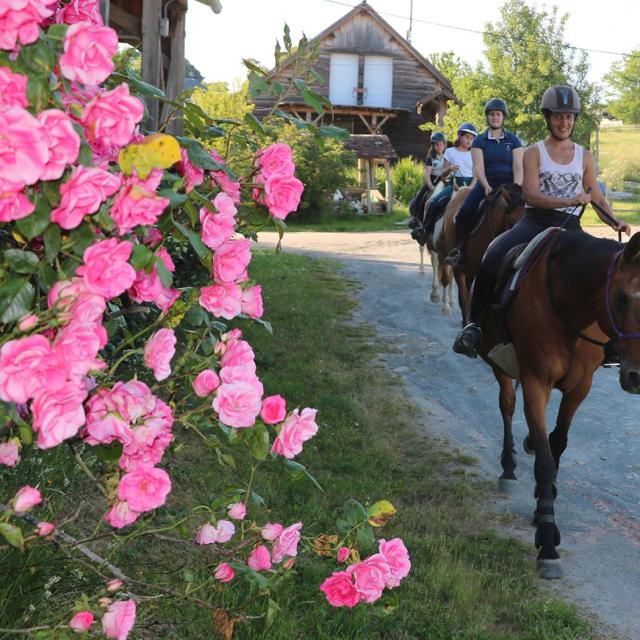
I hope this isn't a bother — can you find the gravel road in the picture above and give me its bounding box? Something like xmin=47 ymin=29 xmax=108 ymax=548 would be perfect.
xmin=258 ymin=226 xmax=640 ymax=639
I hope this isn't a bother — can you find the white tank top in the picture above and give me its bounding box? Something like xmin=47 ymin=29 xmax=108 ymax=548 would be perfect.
xmin=527 ymin=141 xmax=584 ymax=215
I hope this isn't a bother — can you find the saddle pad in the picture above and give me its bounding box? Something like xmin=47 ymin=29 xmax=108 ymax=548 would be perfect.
xmin=513 ymin=226 xmax=564 ymax=270
xmin=433 ymin=216 xmax=444 ymax=247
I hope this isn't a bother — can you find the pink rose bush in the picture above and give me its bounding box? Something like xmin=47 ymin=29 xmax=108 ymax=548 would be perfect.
xmin=0 ymin=440 xmax=20 ymax=466
xmin=12 ymin=485 xmax=42 ymax=512
xmin=55 ymin=0 xmax=103 ymax=25
xmin=271 ymin=408 xmax=319 ymax=459
xmin=0 ymin=66 xmax=28 ymax=109
xmin=192 ymin=369 xmax=220 ymax=397
xmin=143 ymin=329 xmax=176 ymax=381
xmin=59 ymin=22 xmax=117 ymax=85
xmin=214 ymin=562 xmax=235 ymax=583
xmin=76 ymin=238 xmax=136 ymax=299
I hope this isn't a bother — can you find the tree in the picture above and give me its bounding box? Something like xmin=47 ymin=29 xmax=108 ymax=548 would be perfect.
xmin=605 ymin=48 xmax=640 ymax=124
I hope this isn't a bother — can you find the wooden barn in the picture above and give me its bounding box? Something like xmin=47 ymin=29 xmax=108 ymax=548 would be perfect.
xmin=102 ymin=0 xmax=220 ymax=129
xmin=253 ymin=1 xmax=459 ymax=162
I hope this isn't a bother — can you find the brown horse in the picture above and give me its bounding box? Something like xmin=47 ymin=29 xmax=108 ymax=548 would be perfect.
xmin=432 ymin=184 xmax=525 ymax=323
xmin=479 ymin=230 xmax=640 ymax=578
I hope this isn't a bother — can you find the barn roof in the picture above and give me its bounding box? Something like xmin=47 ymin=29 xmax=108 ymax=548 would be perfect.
xmin=344 ymin=134 xmax=397 ymax=159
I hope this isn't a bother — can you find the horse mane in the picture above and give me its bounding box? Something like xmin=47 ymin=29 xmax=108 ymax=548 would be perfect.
xmin=549 ymin=231 xmax=622 ymax=285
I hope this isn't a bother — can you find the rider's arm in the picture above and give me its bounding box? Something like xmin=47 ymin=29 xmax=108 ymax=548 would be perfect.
xmin=472 ymin=148 xmax=491 ymax=194
xmin=523 ymin=145 xmax=591 ymax=210
xmin=511 ymin=147 xmax=524 ymax=185
xmin=583 ymin=151 xmax=631 ymax=235
xmin=424 ymin=163 xmax=435 ymax=190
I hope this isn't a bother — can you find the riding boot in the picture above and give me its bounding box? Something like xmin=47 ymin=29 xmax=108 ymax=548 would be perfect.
xmin=601 ymin=341 xmax=620 ymax=368
xmin=452 ymin=269 xmax=496 ymax=358
xmin=445 ymin=221 xmax=467 ymax=267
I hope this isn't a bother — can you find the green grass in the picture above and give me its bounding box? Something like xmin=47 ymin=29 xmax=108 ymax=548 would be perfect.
xmin=591 ymin=125 xmax=640 ymax=172
xmin=287 ymin=206 xmax=409 ymax=232
xmin=581 ymin=199 xmax=640 ymax=226
xmin=0 ymin=251 xmax=603 ymax=639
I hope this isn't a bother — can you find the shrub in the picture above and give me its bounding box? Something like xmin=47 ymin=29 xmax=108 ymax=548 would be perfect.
xmin=391 ymin=157 xmax=424 ymax=204
xmin=601 ymin=157 xmax=640 ymax=191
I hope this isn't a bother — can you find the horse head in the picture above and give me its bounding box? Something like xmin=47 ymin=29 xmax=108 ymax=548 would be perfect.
xmin=607 ymin=232 xmax=640 ymax=393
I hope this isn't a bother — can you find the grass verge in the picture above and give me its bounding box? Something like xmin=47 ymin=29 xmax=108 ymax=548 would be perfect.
xmin=286 ymin=206 xmax=409 ymax=232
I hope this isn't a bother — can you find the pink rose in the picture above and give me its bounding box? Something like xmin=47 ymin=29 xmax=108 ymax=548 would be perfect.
xmin=0 ymin=66 xmax=28 ymax=109
xmin=212 ymin=192 xmax=237 ymax=218
xmin=378 ymin=538 xmax=411 ymax=587
xmin=227 ymin=502 xmax=246 ymax=520
xmin=101 ymin=600 xmax=136 ymax=640
xmin=32 ymin=382 xmax=88 ymax=449
xmin=271 ymin=521 xmax=302 ymax=563
xmin=0 ymin=187 xmax=35 ymax=223
xmin=107 ymin=579 xmax=123 ymax=592
xmin=37 ymin=521 xmax=55 ymax=536
xmin=0 ymin=1 xmax=54 ymax=50
xmin=337 ymin=546 xmax=350 ymax=563
xmin=218 ymin=336 xmax=255 ymax=368
xmin=76 ymin=239 xmax=136 ymax=299
xmin=196 ymin=520 xmax=235 ymax=544
xmin=200 ymin=208 xmax=235 ymax=251
xmin=110 ymin=169 xmax=169 ymax=235
xmin=176 ymin=147 xmax=204 ymax=192
xmin=260 ymin=395 xmax=286 ymax=425
xmin=346 ymin=554 xmax=391 ymax=603
xmin=117 ymin=467 xmax=171 ymax=512
xmin=60 ymin=22 xmax=117 ymax=85
xmin=256 ymin=143 xmax=295 ymax=179
xmin=55 ymin=0 xmax=103 ymax=26
xmin=53 ymin=321 xmax=106 ymax=381
xmin=0 ymin=441 xmax=20 ymax=467
xmin=0 ymin=335 xmax=66 ymax=404
xmin=128 ymin=248 xmax=180 ymax=315
xmin=270 ymin=408 xmax=319 ymax=459
xmin=51 ymin=166 xmax=120 ymax=229
xmin=81 ymin=84 xmax=144 ymax=157
xmin=69 ymin=611 xmax=94 ymax=632
xmin=12 ymin=485 xmax=42 ymax=512
xmin=143 ymin=328 xmax=176 ymax=381
xmin=219 ymin=363 xmax=257 ymax=385
xmin=212 ymin=379 xmax=263 ymax=428
xmin=0 ymin=107 xmax=49 ymax=185
xmin=214 ymin=562 xmax=235 ymax=583
xmin=192 ymin=369 xmax=220 ymax=397
xmin=105 ymin=501 xmax=140 ymax=529
xmin=37 ymin=109 xmax=81 ymax=181
xmin=212 ymin=239 xmax=252 ymax=283
xmin=248 ymin=544 xmax=272 ymax=571
xmin=199 ymin=282 xmax=242 ymax=320
xmin=320 ymin=571 xmax=360 ymax=608
xmin=17 ymin=314 xmax=37 ymax=331
xmin=263 ymin=175 xmax=304 ymax=220
xmin=240 ymin=285 xmax=263 ymax=319
xmin=48 ymin=278 xmax=106 ymax=325
xmin=261 ymin=522 xmax=283 ymax=541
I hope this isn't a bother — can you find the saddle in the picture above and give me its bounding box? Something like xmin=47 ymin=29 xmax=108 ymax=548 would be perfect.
xmin=486 ymin=227 xmax=565 ymax=378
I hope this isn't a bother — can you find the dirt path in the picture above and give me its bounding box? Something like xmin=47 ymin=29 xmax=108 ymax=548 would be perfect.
xmin=257 ymin=227 xmax=640 ymax=640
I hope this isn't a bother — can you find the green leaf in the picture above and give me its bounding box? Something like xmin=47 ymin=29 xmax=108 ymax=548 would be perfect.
xmin=95 ymin=442 xmax=124 ymax=464
xmin=155 ymin=254 xmax=174 ymax=287
xmin=344 ymin=498 xmax=367 ymax=525
xmin=0 ymin=523 xmax=25 ymax=552
xmin=68 ymin=223 xmax=94 ymax=257
xmin=20 ymin=39 xmax=58 ymax=75
xmin=265 ymin=598 xmax=280 ymax=629
xmin=356 ymin=523 xmax=376 ymax=551
xmin=18 ymin=421 xmax=33 ymax=446
xmin=248 ymin=74 xmax=271 ymax=99
xmin=123 ymin=70 xmax=166 ymax=98
xmin=172 ymin=218 xmax=210 ymax=265
xmin=130 ymin=244 xmax=154 ymax=271
xmin=37 ymin=262 xmax=57 ymax=292
xmin=0 ymin=278 xmax=34 ymax=324
xmin=318 ymin=125 xmax=350 ymax=140
xmin=158 ymin=189 xmax=189 ymax=210
xmin=247 ymin=423 xmax=270 ymax=461
xmin=251 ymin=491 xmax=266 ymax=507
xmin=283 ymin=24 xmax=292 ymax=52
xmin=77 ymin=142 xmax=93 ymax=167
xmin=282 ymin=458 xmax=305 ymax=479
xmin=243 ymin=59 xmax=267 ymax=75
xmin=43 ymin=225 xmax=61 ymax=264
xmin=243 ymin=112 xmax=265 ymax=135
xmin=3 ymin=249 xmax=39 ymax=274
xmin=46 ymin=24 xmax=68 ymax=40
xmin=15 ymin=197 xmax=51 ymax=240
xmin=301 ymin=87 xmax=325 ymax=116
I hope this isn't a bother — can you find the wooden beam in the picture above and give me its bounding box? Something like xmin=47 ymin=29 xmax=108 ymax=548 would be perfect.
xmin=163 ymin=5 xmax=185 ymax=134
xmin=385 ymin=160 xmax=393 ymax=213
xmin=142 ymin=0 xmax=162 ymax=128
xmin=100 ymin=0 xmax=110 ymax=24
xmin=375 ymin=115 xmax=391 ymax=132
xmin=109 ymin=4 xmax=140 ymax=36
xmin=358 ymin=113 xmax=375 ymax=134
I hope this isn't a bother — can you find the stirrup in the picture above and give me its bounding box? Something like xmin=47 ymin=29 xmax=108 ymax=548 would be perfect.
xmin=445 ymin=248 xmax=462 ymax=267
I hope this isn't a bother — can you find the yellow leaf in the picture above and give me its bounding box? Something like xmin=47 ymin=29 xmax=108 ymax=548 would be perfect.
xmin=118 ymin=133 xmax=181 ymax=179
xmin=366 ymin=500 xmax=397 ymax=527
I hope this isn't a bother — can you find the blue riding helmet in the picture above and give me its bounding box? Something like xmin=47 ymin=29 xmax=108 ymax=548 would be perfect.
xmin=484 ymin=98 xmax=508 ymax=116
xmin=457 ymin=122 xmax=478 ymax=137
xmin=430 ymin=131 xmax=446 ymax=144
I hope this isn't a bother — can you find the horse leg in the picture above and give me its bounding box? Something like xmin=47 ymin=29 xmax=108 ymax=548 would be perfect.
xmin=496 ymin=369 xmax=517 ymax=483
xmin=419 ymin=244 xmax=425 ymax=274
xmin=454 ymin=270 xmax=469 ymax=325
xmin=440 ymin=263 xmax=453 ymax=316
xmin=522 ymin=379 xmax=562 ymax=578
xmin=429 ymin=249 xmax=441 ymax=303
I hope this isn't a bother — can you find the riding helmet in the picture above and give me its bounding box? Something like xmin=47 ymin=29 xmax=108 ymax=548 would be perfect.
xmin=484 ymin=98 xmax=508 ymax=115
xmin=541 ymin=85 xmax=581 ymax=114
xmin=457 ymin=122 xmax=478 ymax=137
xmin=430 ymin=131 xmax=446 ymax=144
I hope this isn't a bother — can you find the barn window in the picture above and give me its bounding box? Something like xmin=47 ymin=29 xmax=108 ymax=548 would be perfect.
xmin=329 ymin=53 xmax=359 ymax=106
xmin=363 ymin=56 xmax=393 ymax=108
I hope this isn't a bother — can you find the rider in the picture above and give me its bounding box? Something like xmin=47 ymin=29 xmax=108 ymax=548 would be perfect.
xmin=446 ymin=98 xmax=524 ymax=266
xmin=452 ymin=84 xmax=631 ymax=358
xmin=422 ymin=122 xmax=477 ymax=236
xmin=410 ymin=132 xmax=447 ymax=221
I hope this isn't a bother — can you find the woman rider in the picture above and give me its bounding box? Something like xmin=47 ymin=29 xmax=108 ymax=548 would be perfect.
xmin=422 ymin=122 xmax=478 ymax=236
xmin=453 ymin=85 xmax=631 ymax=358
xmin=446 ymin=98 xmax=524 ymax=266
xmin=411 ymin=131 xmax=448 ymax=221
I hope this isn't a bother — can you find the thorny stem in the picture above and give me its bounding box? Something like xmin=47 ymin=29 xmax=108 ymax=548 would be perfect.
xmin=67 ymin=442 xmax=108 ymax=498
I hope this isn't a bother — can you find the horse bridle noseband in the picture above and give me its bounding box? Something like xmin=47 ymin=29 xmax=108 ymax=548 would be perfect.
xmin=547 ymin=247 xmax=640 ymax=348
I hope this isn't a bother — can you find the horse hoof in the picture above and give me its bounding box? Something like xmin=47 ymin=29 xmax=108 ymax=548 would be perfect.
xmin=442 ymin=307 xmax=452 ymax=317
xmin=497 ymin=477 xmax=517 ymax=494
xmin=523 ymin=436 xmax=535 ymax=456
xmin=430 ymin=293 xmax=441 ymax=303
xmin=537 ymin=558 xmax=563 ymax=579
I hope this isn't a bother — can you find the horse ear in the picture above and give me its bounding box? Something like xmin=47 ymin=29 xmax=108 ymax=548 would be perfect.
xmin=623 ymin=232 xmax=640 ymax=263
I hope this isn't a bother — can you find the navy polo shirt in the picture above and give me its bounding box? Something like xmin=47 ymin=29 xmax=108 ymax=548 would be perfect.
xmin=472 ymin=129 xmax=522 ymax=180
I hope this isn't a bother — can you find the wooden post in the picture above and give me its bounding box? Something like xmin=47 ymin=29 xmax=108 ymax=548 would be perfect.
xmin=163 ymin=4 xmax=186 ymax=135
xmin=366 ymin=160 xmax=372 ymax=214
xmin=142 ymin=0 xmax=162 ymax=129
xmin=100 ymin=0 xmax=110 ymax=24
xmin=385 ymin=160 xmax=393 ymax=213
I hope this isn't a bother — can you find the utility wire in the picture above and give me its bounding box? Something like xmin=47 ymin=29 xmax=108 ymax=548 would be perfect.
xmin=322 ymin=0 xmax=640 ymax=60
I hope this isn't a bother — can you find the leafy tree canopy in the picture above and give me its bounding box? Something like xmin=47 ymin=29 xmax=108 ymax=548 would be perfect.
xmin=604 ymin=47 xmax=640 ymax=124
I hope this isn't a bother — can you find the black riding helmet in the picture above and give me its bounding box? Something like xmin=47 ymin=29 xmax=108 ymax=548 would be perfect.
xmin=484 ymin=98 xmax=508 ymax=116
xmin=430 ymin=131 xmax=446 ymax=144
xmin=541 ymin=85 xmax=581 ymax=137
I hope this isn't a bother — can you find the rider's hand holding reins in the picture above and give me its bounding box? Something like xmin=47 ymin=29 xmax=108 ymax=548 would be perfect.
xmin=572 ymin=191 xmax=592 ymax=206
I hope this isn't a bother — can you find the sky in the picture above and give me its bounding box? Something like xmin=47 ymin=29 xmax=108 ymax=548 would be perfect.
xmin=185 ymin=0 xmax=637 ymax=90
